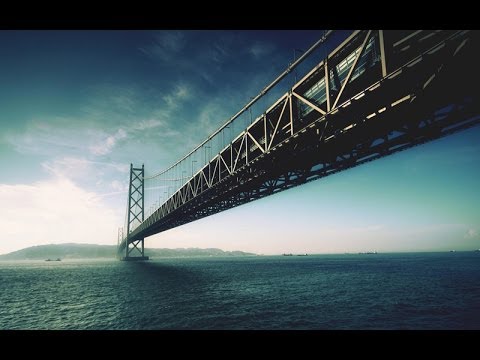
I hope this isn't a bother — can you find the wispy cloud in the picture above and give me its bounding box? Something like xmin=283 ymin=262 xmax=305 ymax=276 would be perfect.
xmin=162 ymin=83 xmax=191 ymax=109
xmin=139 ymin=31 xmax=254 ymax=88
xmin=198 ymin=101 xmax=226 ymax=134
xmin=465 ymin=228 xmax=478 ymax=239
xmin=249 ymin=42 xmax=275 ymax=60
xmin=139 ymin=31 xmax=186 ymax=62
xmin=3 ymin=120 xmax=87 ymax=156
xmin=132 ymin=119 xmax=164 ymax=131
xmin=42 ymin=156 xmax=95 ymax=179
xmin=110 ymin=179 xmax=128 ymax=192
xmin=5 ymin=80 xmax=190 ymax=161
xmin=42 ymin=157 xmax=129 ymax=179
xmin=209 ymin=40 xmax=231 ymax=64
xmin=89 ymin=128 xmax=127 ymax=156
xmin=82 ymin=85 xmax=140 ymax=119
xmin=4 ymin=120 xmax=131 ymax=161
xmin=40 ymin=156 xmax=131 ymax=200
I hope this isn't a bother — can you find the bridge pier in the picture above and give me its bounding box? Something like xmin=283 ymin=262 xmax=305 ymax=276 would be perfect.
xmin=121 ymin=237 xmax=149 ymax=261
xmin=119 ymin=163 xmax=149 ymax=261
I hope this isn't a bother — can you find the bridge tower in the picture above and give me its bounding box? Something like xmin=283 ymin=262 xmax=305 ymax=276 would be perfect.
xmin=122 ymin=163 xmax=149 ymax=261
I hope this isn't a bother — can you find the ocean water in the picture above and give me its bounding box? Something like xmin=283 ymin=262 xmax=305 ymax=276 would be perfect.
xmin=0 ymin=252 xmax=479 ymax=330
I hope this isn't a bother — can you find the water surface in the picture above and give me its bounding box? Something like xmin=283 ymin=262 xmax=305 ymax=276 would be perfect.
xmin=0 ymin=252 xmax=479 ymax=329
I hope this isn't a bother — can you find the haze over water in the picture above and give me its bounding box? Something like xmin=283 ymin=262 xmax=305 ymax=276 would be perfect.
xmin=1 ymin=252 xmax=479 ymax=329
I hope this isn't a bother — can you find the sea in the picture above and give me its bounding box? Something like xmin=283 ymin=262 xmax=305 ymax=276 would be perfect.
xmin=0 ymin=252 xmax=479 ymax=330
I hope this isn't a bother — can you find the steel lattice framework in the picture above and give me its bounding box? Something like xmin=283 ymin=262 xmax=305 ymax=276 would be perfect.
xmin=118 ymin=30 xmax=480 ymax=256
xmin=120 ymin=164 xmax=148 ymax=260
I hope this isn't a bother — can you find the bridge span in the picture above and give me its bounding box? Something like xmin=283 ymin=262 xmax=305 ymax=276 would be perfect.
xmin=118 ymin=30 xmax=479 ymax=260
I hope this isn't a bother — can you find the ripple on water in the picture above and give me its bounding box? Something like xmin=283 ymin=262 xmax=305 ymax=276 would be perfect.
xmin=0 ymin=253 xmax=479 ymax=329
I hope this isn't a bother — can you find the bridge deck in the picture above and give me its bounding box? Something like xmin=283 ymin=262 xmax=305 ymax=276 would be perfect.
xmin=119 ymin=30 xmax=479 ymax=253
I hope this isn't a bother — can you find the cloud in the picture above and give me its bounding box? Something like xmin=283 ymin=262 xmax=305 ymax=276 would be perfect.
xmin=196 ymin=100 xmax=232 ymax=138
xmin=142 ymin=31 xmax=233 ymax=66
xmin=89 ymin=128 xmax=127 ymax=156
xmin=42 ymin=157 xmax=129 ymax=180
xmin=0 ymin=177 xmax=122 ymax=255
xmin=4 ymin=118 xmax=128 ymax=159
xmin=79 ymin=85 xmax=145 ymax=124
xmin=6 ymin=113 xmax=173 ymax=161
xmin=110 ymin=180 xmax=127 ymax=192
xmin=3 ymin=79 xmax=189 ymax=199
xmin=132 ymin=119 xmax=164 ymax=131
xmin=42 ymin=156 xmax=93 ymax=179
xmin=139 ymin=31 xmax=186 ymax=62
xmin=162 ymin=83 xmax=191 ymax=109
xmin=249 ymin=42 xmax=275 ymax=60
xmin=41 ymin=157 xmax=130 ymax=200
xmin=4 ymin=120 xmax=90 ymax=156
xmin=465 ymin=228 xmax=478 ymax=239
xmin=209 ymin=41 xmax=230 ymax=64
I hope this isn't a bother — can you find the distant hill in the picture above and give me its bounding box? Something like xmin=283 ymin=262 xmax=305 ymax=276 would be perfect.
xmin=0 ymin=243 xmax=255 ymax=260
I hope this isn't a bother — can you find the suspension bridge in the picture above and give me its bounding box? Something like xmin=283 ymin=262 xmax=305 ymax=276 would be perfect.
xmin=117 ymin=30 xmax=479 ymax=260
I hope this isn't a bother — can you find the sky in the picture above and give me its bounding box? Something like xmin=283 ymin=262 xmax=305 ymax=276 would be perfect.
xmin=0 ymin=30 xmax=479 ymax=255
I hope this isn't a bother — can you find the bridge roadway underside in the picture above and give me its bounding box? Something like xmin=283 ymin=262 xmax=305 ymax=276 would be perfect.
xmin=130 ymin=31 xmax=480 ymax=243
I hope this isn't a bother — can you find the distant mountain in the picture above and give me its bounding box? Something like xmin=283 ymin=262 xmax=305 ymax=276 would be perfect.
xmin=0 ymin=243 xmax=255 ymax=260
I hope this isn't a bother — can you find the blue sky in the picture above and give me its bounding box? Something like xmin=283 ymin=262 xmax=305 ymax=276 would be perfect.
xmin=0 ymin=30 xmax=479 ymax=255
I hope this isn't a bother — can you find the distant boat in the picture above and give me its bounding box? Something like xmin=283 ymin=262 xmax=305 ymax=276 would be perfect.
xmin=475 ymin=249 xmax=480 ymax=252
xmin=283 ymin=253 xmax=293 ymax=256
xmin=45 ymin=258 xmax=61 ymax=261
xmin=297 ymin=254 xmax=308 ymax=256
xmin=449 ymin=250 xmax=456 ymax=253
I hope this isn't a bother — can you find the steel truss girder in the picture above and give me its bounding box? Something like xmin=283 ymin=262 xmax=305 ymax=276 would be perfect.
xmin=125 ymin=30 xmax=479 ymax=244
